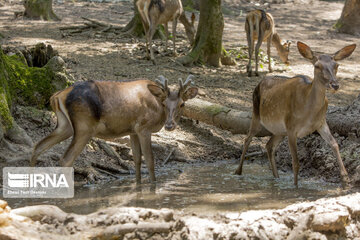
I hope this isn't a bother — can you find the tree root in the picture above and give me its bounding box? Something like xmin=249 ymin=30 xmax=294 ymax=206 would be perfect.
xmin=95 ymin=139 xmax=134 ymax=172
xmin=90 ymin=161 xmax=129 ymax=175
xmin=60 ymin=17 xmax=123 ymax=37
xmin=163 ymin=148 xmax=175 ymax=165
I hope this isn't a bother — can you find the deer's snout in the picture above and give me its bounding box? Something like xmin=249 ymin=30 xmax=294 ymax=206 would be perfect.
xmin=164 ymin=122 xmax=176 ymax=131
xmin=331 ymin=82 xmax=339 ymax=90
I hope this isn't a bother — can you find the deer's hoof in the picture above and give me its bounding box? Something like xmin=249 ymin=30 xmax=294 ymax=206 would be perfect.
xmin=255 ymin=72 xmax=260 ymax=76
xmin=234 ymin=168 xmax=242 ymax=175
xmin=247 ymin=71 xmax=252 ymax=77
xmin=269 ymin=69 xmax=273 ymax=73
xmin=151 ymin=59 xmax=157 ymax=65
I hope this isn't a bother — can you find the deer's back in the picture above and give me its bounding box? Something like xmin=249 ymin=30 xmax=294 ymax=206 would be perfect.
xmin=58 ymin=80 xmax=165 ymax=138
xmin=257 ymin=75 xmax=320 ymax=136
xmin=245 ymin=10 xmax=275 ymax=41
xmin=149 ymin=0 xmax=183 ymax=24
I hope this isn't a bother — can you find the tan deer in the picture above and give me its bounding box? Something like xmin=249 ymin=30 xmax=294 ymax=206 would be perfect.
xmin=30 ymin=75 xmax=198 ymax=183
xmin=235 ymin=41 xmax=356 ymax=186
xmin=136 ymin=0 xmax=195 ymax=64
xmin=245 ymin=9 xmax=291 ymax=77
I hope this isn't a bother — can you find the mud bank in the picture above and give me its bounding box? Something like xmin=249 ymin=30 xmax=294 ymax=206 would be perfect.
xmin=1 ymin=193 xmax=359 ymax=239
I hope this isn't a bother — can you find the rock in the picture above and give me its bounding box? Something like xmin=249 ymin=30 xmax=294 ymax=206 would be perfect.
xmin=311 ymin=210 xmax=349 ymax=232
xmin=1 ymin=193 xmax=360 ymax=239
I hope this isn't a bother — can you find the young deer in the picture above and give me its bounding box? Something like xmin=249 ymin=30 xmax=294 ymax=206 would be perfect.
xmin=30 ymin=75 xmax=198 ymax=183
xmin=235 ymin=41 xmax=356 ymax=186
xmin=137 ymin=0 xmax=195 ymax=64
xmin=245 ymin=9 xmax=291 ymax=77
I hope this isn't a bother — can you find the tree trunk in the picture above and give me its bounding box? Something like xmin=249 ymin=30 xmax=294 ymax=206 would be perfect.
xmin=183 ymin=97 xmax=360 ymax=138
xmin=178 ymin=0 xmax=224 ymax=67
xmin=122 ymin=1 xmax=145 ymax=37
xmin=0 ymin=46 xmax=69 ymax=147
xmin=24 ymin=0 xmax=60 ymax=21
xmin=336 ymin=0 xmax=360 ymax=35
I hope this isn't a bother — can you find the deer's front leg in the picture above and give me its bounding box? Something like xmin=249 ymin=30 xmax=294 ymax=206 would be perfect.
xmin=164 ymin=23 xmax=169 ymax=51
xmin=130 ymin=134 xmax=142 ymax=184
xmin=318 ymin=123 xmax=350 ymax=187
xmin=287 ymin=132 xmax=299 ymax=186
xmin=138 ymin=132 xmax=156 ymax=183
xmin=172 ymin=18 xmax=178 ymax=57
xmin=148 ymin=25 xmax=157 ymax=64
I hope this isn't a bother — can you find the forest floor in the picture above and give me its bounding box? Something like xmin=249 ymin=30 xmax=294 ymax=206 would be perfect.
xmin=0 ymin=0 xmax=360 ymax=209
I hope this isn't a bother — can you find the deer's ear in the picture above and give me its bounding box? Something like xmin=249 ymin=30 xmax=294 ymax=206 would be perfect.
xmin=297 ymin=41 xmax=316 ymax=63
xmin=182 ymin=87 xmax=198 ymax=101
xmin=333 ymin=44 xmax=356 ymax=61
xmin=148 ymin=84 xmax=167 ymax=100
xmin=191 ymin=13 xmax=195 ymax=25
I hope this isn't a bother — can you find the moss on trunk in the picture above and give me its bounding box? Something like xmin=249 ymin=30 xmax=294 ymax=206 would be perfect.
xmin=0 ymin=46 xmax=68 ymax=134
xmin=178 ymin=0 xmax=224 ymax=67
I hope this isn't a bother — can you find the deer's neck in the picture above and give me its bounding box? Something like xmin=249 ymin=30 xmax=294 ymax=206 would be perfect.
xmin=307 ymin=77 xmax=327 ymax=111
xmin=272 ymin=33 xmax=286 ymax=55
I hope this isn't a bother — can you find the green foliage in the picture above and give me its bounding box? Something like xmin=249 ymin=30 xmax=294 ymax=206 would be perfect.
xmin=182 ymin=0 xmax=196 ymax=12
xmin=205 ymin=104 xmax=230 ymax=115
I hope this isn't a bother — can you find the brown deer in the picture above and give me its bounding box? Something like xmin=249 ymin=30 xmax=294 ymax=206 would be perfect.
xmin=30 ymin=75 xmax=198 ymax=183
xmin=136 ymin=0 xmax=195 ymax=64
xmin=235 ymin=41 xmax=356 ymax=186
xmin=245 ymin=9 xmax=291 ymax=77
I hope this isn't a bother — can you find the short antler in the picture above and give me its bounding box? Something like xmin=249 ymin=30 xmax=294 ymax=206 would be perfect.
xmin=179 ymin=75 xmax=194 ymax=92
xmin=155 ymin=75 xmax=169 ymax=92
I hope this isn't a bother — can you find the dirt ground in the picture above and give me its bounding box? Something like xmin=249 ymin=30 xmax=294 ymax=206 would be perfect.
xmin=0 ymin=0 xmax=359 ymax=185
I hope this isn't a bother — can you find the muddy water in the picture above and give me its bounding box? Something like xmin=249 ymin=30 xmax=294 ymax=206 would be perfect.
xmin=4 ymin=161 xmax=342 ymax=215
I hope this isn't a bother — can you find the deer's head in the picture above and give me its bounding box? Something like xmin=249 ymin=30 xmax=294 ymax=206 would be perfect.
xmin=148 ymin=75 xmax=198 ymax=131
xmin=297 ymin=41 xmax=356 ymax=91
xmin=279 ymin=40 xmax=291 ymax=65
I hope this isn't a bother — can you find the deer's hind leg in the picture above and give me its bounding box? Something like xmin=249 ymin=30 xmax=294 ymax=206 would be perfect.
xmin=60 ymin=114 xmax=95 ymax=167
xmin=254 ymin=24 xmax=264 ymax=76
xmin=30 ymin=110 xmax=73 ymax=166
xmin=245 ymin=20 xmax=254 ymax=76
xmin=266 ymin=135 xmax=284 ymax=178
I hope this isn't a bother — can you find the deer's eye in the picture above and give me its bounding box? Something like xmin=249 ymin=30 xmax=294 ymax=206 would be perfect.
xmin=180 ymin=103 xmax=185 ymax=108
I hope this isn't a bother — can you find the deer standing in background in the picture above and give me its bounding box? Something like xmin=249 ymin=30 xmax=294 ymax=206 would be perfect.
xmin=30 ymin=75 xmax=198 ymax=183
xmin=137 ymin=0 xmax=195 ymax=64
xmin=245 ymin=9 xmax=291 ymax=77
xmin=235 ymin=41 xmax=356 ymax=186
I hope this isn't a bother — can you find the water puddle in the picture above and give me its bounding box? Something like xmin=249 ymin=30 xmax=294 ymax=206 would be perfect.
xmin=3 ymin=161 xmax=343 ymax=215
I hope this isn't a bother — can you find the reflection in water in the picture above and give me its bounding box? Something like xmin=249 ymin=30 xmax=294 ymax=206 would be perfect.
xmin=3 ymin=161 xmax=342 ymax=215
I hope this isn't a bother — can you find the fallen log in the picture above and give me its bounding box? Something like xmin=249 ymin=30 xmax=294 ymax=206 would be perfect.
xmin=183 ymin=98 xmax=271 ymax=136
xmin=183 ymin=96 xmax=360 ymax=138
